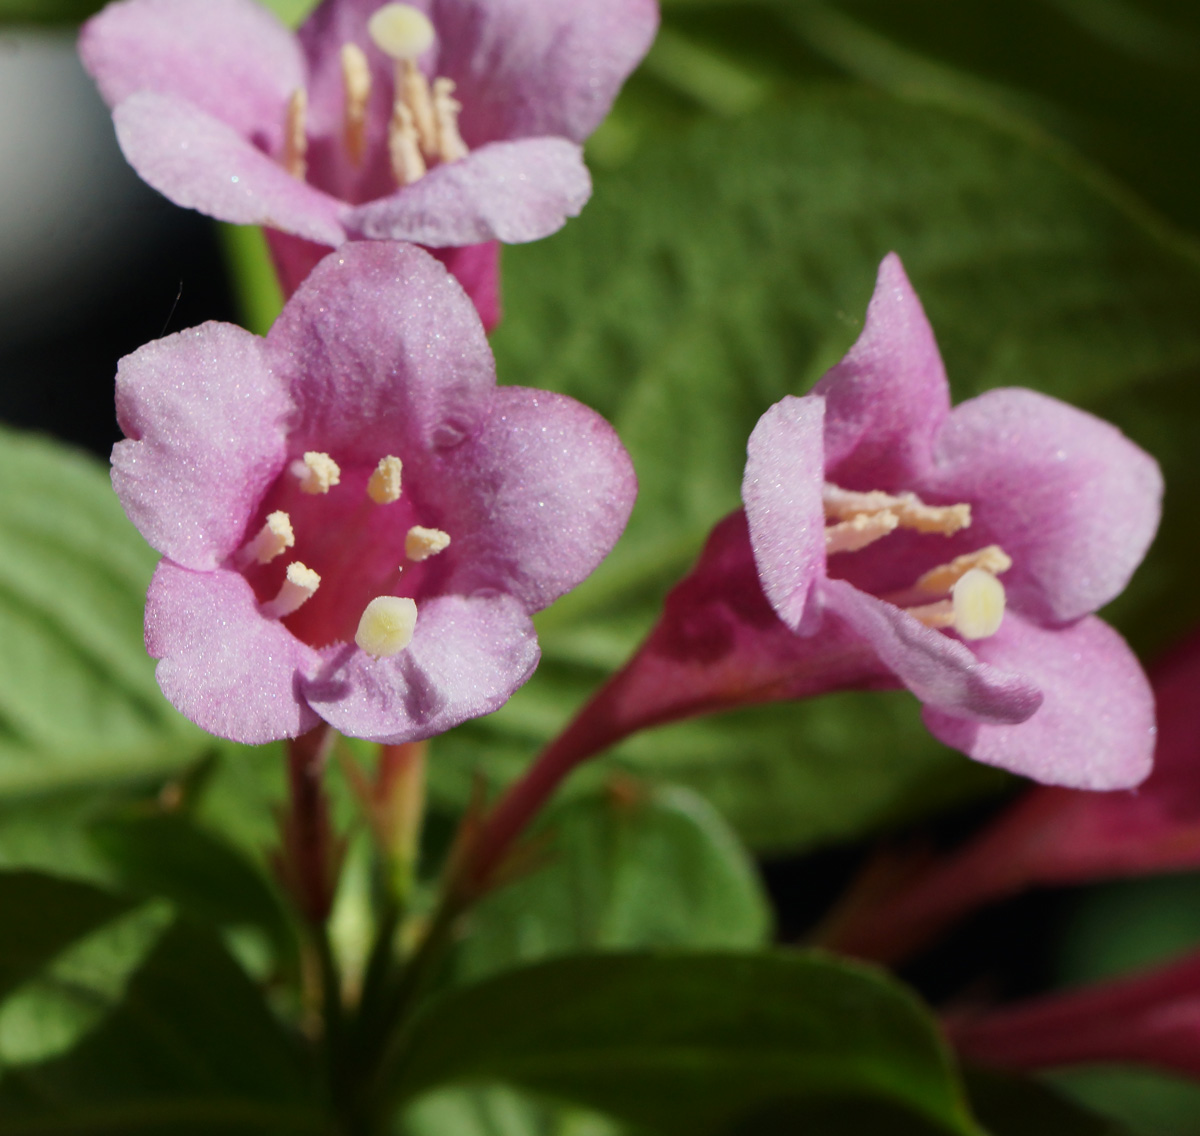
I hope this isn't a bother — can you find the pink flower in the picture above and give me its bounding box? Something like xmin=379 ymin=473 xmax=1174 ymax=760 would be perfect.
xmin=79 ymin=0 xmax=658 ymax=324
xmin=540 ymin=255 xmax=1161 ymax=791
xmin=112 ymin=242 xmax=635 ymax=744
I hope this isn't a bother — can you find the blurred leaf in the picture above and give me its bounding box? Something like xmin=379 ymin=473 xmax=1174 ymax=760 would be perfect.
xmin=1049 ymin=1066 xmax=1200 ymax=1136
xmin=0 ymin=0 xmax=317 ymax=26
xmin=386 ymin=951 xmax=981 ymax=1136
xmin=449 ymin=91 xmax=1200 ymax=854
xmin=0 ymin=919 xmax=323 ymax=1134
xmin=0 ymin=872 xmax=132 ymax=1003
xmin=965 ymin=1069 xmax=1129 ymax=1135
xmin=456 ymin=784 xmax=771 ymax=985
xmin=401 ymin=1083 xmax=626 ymax=1136
xmin=0 ymin=426 xmax=204 ymax=796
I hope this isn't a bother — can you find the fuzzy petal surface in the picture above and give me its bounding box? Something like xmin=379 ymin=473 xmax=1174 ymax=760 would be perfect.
xmin=432 ymin=0 xmax=660 ymax=144
xmin=743 ymin=394 xmax=826 ymax=631
xmin=114 ymin=92 xmax=347 ymax=246
xmin=821 ymin=578 xmax=1042 ymax=726
xmin=266 ymin=242 xmax=495 ymax=459
xmin=302 ymin=593 xmax=539 ymax=742
xmin=924 ymin=387 xmax=1163 ymax=624
xmin=344 ymin=139 xmax=591 ymax=246
xmin=146 ymin=560 xmax=323 ymax=743
xmin=924 ymin=614 xmax=1154 ymax=789
xmin=112 ymin=321 xmax=290 ymax=570
xmin=815 ymin=253 xmax=951 ymax=490
xmin=435 ymin=386 xmax=637 ymax=612
xmin=80 ymin=0 xmax=303 ymax=142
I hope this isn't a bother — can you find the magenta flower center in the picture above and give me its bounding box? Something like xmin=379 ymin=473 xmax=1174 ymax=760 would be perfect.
xmin=281 ymin=4 xmax=470 ymax=203
xmin=823 ymin=482 xmax=1009 ymax=640
xmin=234 ymin=450 xmax=453 ymax=656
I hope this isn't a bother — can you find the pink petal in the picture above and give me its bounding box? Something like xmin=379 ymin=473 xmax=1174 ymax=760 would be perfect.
xmin=112 ymin=321 xmax=290 ymax=570
xmin=432 ymin=0 xmax=660 ymax=144
xmin=302 ymin=593 xmax=539 ymax=742
xmin=80 ymin=0 xmax=303 ymax=144
xmin=742 ymin=394 xmax=827 ymax=630
xmin=924 ymin=614 xmax=1154 ymax=789
xmin=146 ymin=560 xmax=323 ymax=744
xmin=820 ymin=579 xmax=1043 ymax=726
xmin=114 ymin=92 xmax=347 ymax=246
xmin=265 ymin=242 xmax=495 ymax=462
xmin=816 ymin=253 xmax=952 ymax=490
xmin=344 ymin=139 xmax=591 ymax=246
xmin=434 ymin=386 xmax=637 ymax=612
xmin=924 ymin=387 xmax=1163 ymax=624
xmin=430 ymin=242 xmax=502 ymax=332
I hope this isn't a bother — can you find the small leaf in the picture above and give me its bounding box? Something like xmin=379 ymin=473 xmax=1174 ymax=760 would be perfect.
xmin=386 ymin=951 xmax=980 ymax=1136
xmin=456 ymin=783 xmax=771 ymax=984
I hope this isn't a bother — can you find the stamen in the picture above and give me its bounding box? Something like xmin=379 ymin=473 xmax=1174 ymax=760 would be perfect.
xmin=388 ymin=101 xmax=427 ymax=186
xmin=916 ymin=545 xmax=1013 ymax=595
xmin=367 ymin=455 xmax=404 ymax=504
xmin=952 ymin=568 xmax=1007 ymax=640
xmin=367 ymin=4 xmax=435 ymax=60
xmin=239 ymin=510 xmax=294 ymax=565
xmin=340 ymin=43 xmax=371 ymax=166
xmin=399 ymin=60 xmax=438 ymax=156
xmin=906 ymin=599 xmax=956 ymax=630
xmin=432 ymin=77 xmax=468 ymax=162
xmin=292 ymin=452 xmax=341 ymax=495
xmin=825 ymin=510 xmax=899 ymax=555
xmin=261 ymin=562 xmax=320 ymax=619
xmin=823 ymin=483 xmax=971 ymax=536
xmin=355 ymin=595 xmax=418 ymax=658
xmin=283 ymin=88 xmax=308 ymax=180
xmin=405 ymin=525 xmax=450 ymax=561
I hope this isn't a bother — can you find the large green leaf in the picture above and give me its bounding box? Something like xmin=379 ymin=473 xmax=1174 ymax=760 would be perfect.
xmin=0 ymin=919 xmax=323 ymax=1134
xmin=966 ymin=1069 xmax=1129 ymax=1136
xmin=456 ymin=784 xmax=771 ymax=985
xmin=430 ymin=90 xmax=1200 ymax=854
xmin=385 ymin=951 xmax=981 ymax=1136
xmin=0 ymin=427 xmax=203 ymax=796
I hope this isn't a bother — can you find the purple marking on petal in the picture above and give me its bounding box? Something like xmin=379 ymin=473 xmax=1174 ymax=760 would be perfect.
xmin=816 ymin=253 xmax=951 ymax=490
xmin=112 ymin=321 xmax=290 ymax=570
xmin=924 ymin=387 xmax=1163 ymax=624
xmin=146 ymin=560 xmax=322 ymax=744
xmin=303 ymin=592 xmax=539 ymax=742
xmin=743 ymin=394 xmax=827 ymax=631
xmin=435 ymin=385 xmax=637 ymax=612
xmin=265 ymin=242 xmax=495 ymax=460
xmin=820 ymin=578 xmax=1042 ymax=725
xmin=924 ymin=614 xmax=1155 ymax=789
xmin=80 ymin=0 xmax=303 ymax=144
xmin=114 ymin=92 xmax=348 ymax=246
xmin=344 ymin=138 xmax=591 ymax=245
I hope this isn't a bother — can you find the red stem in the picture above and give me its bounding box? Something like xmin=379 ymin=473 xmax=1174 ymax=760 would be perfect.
xmin=283 ymin=724 xmax=337 ymax=925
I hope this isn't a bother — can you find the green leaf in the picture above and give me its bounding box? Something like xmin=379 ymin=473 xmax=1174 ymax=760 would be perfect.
xmin=1048 ymin=1067 xmax=1200 ymax=1136
xmin=0 ymin=872 xmax=133 ymax=1004
xmin=456 ymin=784 xmax=771 ymax=985
xmin=386 ymin=951 xmax=980 ymax=1136
xmin=0 ymin=919 xmax=323 ymax=1134
xmin=966 ymin=1069 xmax=1130 ymax=1135
xmin=401 ymin=1084 xmax=626 ymax=1136
xmin=0 ymin=0 xmax=317 ymax=26
xmin=439 ymin=90 xmax=1200 ymax=854
xmin=0 ymin=426 xmax=204 ymax=796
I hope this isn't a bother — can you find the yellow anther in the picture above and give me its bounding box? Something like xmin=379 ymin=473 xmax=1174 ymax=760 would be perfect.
xmin=823 ymin=483 xmax=971 ymax=537
xmin=261 ymin=561 xmax=320 ymax=619
xmin=241 ymin=510 xmax=295 ymax=565
xmin=367 ymin=4 xmax=435 ymax=60
xmin=340 ymin=43 xmax=371 ymax=165
xmin=952 ymin=568 xmax=1006 ymax=640
xmin=405 ymin=525 xmax=450 ymax=561
xmin=283 ymin=87 xmax=308 ymax=180
xmin=432 ymin=76 xmax=468 ymax=162
xmin=356 ymin=595 xmax=418 ymax=658
xmin=388 ymin=100 xmax=427 ymax=185
xmin=368 ymin=455 xmax=404 ymax=504
xmin=916 ymin=545 xmax=1013 ymax=595
xmin=294 ymin=452 xmax=341 ymax=495
xmin=825 ymin=510 xmax=899 ymax=555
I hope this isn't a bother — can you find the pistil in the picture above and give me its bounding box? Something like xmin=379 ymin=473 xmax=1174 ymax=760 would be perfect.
xmin=262 ymin=562 xmax=321 ymax=619
xmin=283 ymin=88 xmax=308 ymax=180
xmin=355 ymin=595 xmax=418 ymax=657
